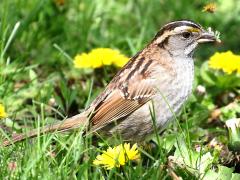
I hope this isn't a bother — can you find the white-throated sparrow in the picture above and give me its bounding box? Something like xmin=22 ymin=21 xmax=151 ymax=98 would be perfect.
xmin=3 ymin=20 xmax=220 ymax=146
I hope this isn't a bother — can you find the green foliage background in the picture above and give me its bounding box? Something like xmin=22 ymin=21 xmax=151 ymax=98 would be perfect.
xmin=0 ymin=0 xmax=240 ymax=179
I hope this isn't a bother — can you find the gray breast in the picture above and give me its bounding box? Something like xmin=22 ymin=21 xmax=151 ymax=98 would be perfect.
xmin=153 ymin=57 xmax=194 ymax=129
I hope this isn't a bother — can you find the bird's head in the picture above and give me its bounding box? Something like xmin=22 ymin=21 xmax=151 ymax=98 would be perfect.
xmin=153 ymin=20 xmax=220 ymax=57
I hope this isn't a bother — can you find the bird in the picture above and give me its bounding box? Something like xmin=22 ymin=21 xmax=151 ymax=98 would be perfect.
xmin=3 ymin=20 xmax=220 ymax=146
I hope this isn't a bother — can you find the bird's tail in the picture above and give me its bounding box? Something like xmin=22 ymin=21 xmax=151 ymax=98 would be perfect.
xmin=2 ymin=113 xmax=88 ymax=146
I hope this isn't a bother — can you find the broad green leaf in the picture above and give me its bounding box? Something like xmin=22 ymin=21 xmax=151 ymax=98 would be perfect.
xmin=218 ymin=165 xmax=233 ymax=180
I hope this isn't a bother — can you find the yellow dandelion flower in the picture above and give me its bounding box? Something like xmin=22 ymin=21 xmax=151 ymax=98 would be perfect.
xmin=54 ymin=0 xmax=65 ymax=6
xmin=202 ymin=3 xmax=217 ymax=13
xmin=74 ymin=48 xmax=129 ymax=69
xmin=74 ymin=53 xmax=101 ymax=69
xmin=113 ymin=53 xmax=129 ymax=67
xmin=0 ymin=104 xmax=7 ymax=118
xmin=208 ymin=51 xmax=240 ymax=74
xmin=93 ymin=143 xmax=140 ymax=170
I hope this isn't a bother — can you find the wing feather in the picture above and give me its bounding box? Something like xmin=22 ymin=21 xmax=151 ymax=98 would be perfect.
xmin=91 ymin=78 xmax=156 ymax=130
xmin=87 ymin=55 xmax=161 ymax=131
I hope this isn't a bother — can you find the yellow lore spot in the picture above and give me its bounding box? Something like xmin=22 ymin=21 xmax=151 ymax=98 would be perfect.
xmin=188 ymin=28 xmax=201 ymax=33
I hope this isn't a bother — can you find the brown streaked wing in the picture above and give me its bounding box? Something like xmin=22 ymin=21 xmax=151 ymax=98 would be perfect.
xmin=90 ymin=77 xmax=156 ymax=131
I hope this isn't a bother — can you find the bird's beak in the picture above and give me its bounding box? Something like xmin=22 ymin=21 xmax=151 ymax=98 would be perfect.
xmin=197 ymin=30 xmax=221 ymax=43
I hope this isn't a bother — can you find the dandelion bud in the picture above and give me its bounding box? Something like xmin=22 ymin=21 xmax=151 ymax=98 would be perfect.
xmin=196 ymin=85 xmax=206 ymax=96
xmin=226 ymin=118 xmax=240 ymax=151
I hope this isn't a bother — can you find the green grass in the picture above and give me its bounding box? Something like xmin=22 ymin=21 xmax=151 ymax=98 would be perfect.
xmin=1 ymin=0 xmax=240 ymax=179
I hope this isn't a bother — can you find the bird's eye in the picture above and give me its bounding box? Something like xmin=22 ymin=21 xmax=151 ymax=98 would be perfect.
xmin=182 ymin=32 xmax=191 ymax=39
